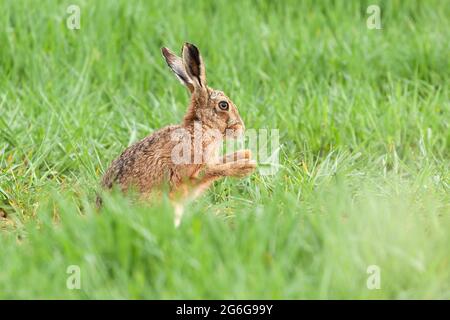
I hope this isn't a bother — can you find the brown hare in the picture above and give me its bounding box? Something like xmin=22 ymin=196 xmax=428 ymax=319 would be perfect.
xmin=99 ymin=43 xmax=256 ymax=225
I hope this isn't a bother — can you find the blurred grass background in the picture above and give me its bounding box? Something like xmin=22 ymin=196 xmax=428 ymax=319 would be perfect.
xmin=0 ymin=0 xmax=449 ymax=298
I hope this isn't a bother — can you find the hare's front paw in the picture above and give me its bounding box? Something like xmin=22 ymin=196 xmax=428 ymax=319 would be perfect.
xmin=222 ymin=149 xmax=252 ymax=163
xmin=229 ymin=159 xmax=257 ymax=178
xmin=206 ymin=159 xmax=256 ymax=178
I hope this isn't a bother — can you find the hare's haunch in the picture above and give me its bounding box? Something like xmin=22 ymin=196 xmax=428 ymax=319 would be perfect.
xmin=100 ymin=43 xmax=256 ymax=225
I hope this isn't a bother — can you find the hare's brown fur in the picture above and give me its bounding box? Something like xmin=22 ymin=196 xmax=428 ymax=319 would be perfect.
xmin=100 ymin=43 xmax=255 ymax=225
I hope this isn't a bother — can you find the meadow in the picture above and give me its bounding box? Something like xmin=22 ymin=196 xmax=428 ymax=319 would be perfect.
xmin=0 ymin=0 xmax=449 ymax=299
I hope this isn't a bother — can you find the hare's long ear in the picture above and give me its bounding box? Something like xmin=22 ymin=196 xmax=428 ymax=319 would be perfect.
xmin=182 ymin=43 xmax=207 ymax=92
xmin=161 ymin=47 xmax=194 ymax=93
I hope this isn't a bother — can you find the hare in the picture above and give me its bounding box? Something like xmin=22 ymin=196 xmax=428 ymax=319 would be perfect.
xmin=99 ymin=43 xmax=256 ymax=225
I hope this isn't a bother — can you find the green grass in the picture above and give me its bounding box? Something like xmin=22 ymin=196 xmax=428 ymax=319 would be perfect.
xmin=0 ymin=0 xmax=449 ymax=299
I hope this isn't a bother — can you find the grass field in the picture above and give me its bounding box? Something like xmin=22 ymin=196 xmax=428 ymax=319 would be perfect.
xmin=0 ymin=0 xmax=449 ymax=299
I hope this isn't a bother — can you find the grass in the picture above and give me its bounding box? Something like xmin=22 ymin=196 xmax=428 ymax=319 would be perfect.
xmin=0 ymin=0 xmax=449 ymax=299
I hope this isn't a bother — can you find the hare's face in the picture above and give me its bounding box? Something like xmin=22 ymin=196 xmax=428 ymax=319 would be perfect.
xmin=161 ymin=43 xmax=245 ymax=139
xmin=204 ymin=88 xmax=244 ymax=139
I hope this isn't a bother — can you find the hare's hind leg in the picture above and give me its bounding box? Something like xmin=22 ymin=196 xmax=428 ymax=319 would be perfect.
xmin=170 ymin=176 xmax=218 ymax=227
xmin=170 ymin=182 xmax=189 ymax=227
xmin=170 ymin=153 xmax=256 ymax=227
xmin=173 ymin=203 xmax=184 ymax=227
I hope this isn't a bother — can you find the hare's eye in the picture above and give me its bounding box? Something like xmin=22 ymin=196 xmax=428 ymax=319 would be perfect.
xmin=218 ymin=101 xmax=229 ymax=111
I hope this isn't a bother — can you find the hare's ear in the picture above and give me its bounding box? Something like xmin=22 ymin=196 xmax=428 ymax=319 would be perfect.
xmin=161 ymin=47 xmax=194 ymax=93
xmin=182 ymin=43 xmax=207 ymax=91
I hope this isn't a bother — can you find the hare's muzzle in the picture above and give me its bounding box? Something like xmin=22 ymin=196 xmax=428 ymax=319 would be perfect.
xmin=226 ymin=123 xmax=244 ymax=139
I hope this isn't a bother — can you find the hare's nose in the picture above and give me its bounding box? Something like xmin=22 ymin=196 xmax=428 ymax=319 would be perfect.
xmin=237 ymin=117 xmax=245 ymax=132
xmin=228 ymin=119 xmax=244 ymax=131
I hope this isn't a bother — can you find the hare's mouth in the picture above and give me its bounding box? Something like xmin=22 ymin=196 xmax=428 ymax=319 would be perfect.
xmin=225 ymin=124 xmax=244 ymax=139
